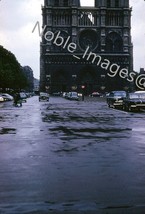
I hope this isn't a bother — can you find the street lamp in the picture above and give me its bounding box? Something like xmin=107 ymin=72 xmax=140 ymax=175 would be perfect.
xmin=72 ymin=74 xmax=77 ymax=91
xmin=46 ymin=74 xmax=51 ymax=93
xmin=81 ymin=85 xmax=85 ymax=101
xmin=100 ymin=74 xmax=106 ymax=93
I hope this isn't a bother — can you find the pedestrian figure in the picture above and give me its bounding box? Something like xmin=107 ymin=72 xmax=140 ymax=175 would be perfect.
xmin=14 ymin=93 xmax=22 ymax=107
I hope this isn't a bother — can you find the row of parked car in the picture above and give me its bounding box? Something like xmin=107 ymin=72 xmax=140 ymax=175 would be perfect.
xmin=38 ymin=91 xmax=80 ymax=102
xmin=106 ymin=90 xmax=145 ymax=112
xmin=0 ymin=92 xmax=34 ymax=103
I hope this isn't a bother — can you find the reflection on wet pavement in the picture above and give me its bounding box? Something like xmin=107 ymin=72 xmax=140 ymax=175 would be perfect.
xmin=0 ymin=128 xmax=16 ymax=135
xmin=1 ymin=96 xmax=145 ymax=213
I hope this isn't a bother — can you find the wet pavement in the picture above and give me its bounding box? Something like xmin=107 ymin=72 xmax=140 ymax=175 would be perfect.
xmin=0 ymin=96 xmax=145 ymax=213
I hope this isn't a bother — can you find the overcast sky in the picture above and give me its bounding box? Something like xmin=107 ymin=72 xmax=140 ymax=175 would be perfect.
xmin=0 ymin=0 xmax=145 ymax=79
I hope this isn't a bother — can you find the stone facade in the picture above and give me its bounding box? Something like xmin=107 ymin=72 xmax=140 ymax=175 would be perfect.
xmin=40 ymin=0 xmax=133 ymax=94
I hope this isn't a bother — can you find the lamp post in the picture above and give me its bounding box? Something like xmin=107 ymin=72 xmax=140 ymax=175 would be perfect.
xmin=72 ymin=74 xmax=77 ymax=91
xmin=100 ymin=74 xmax=106 ymax=95
xmin=81 ymin=85 xmax=85 ymax=101
xmin=46 ymin=74 xmax=51 ymax=93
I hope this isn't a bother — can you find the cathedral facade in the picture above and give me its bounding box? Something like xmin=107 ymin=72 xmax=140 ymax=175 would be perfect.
xmin=40 ymin=0 xmax=133 ymax=94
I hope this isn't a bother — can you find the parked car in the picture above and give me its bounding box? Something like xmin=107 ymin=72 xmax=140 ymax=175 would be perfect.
xmin=89 ymin=92 xmax=100 ymax=97
xmin=0 ymin=95 xmax=5 ymax=102
xmin=63 ymin=92 xmax=69 ymax=99
xmin=20 ymin=92 xmax=27 ymax=102
xmin=67 ymin=92 xmax=79 ymax=101
xmin=105 ymin=92 xmax=110 ymax=97
xmin=123 ymin=92 xmax=145 ymax=112
xmin=107 ymin=91 xmax=126 ymax=108
xmin=39 ymin=92 xmax=49 ymax=102
xmin=1 ymin=93 xmax=13 ymax=101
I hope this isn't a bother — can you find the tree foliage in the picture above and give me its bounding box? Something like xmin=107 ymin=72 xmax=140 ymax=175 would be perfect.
xmin=0 ymin=45 xmax=27 ymax=90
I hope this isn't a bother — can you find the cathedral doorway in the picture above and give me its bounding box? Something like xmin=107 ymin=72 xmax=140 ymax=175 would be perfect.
xmin=79 ymin=66 xmax=96 ymax=95
xmin=52 ymin=70 xmax=68 ymax=92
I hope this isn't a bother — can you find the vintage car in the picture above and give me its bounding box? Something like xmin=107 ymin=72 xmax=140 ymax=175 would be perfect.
xmin=1 ymin=93 xmax=14 ymax=101
xmin=89 ymin=92 xmax=101 ymax=97
xmin=67 ymin=92 xmax=79 ymax=101
xmin=123 ymin=92 xmax=145 ymax=112
xmin=39 ymin=92 xmax=49 ymax=102
xmin=106 ymin=91 xmax=126 ymax=108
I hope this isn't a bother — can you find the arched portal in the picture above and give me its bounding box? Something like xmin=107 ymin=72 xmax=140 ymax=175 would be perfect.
xmin=78 ymin=66 xmax=97 ymax=95
xmin=52 ymin=69 xmax=68 ymax=92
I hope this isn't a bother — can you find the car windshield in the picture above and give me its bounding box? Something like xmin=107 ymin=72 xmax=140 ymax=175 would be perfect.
xmin=40 ymin=92 xmax=48 ymax=96
xmin=129 ymin=94 xmax=140 ymax=99
xmin=72 ymin=92 xmax=78 ymax=96
xmin=139 ymin=94 xmax=145 ymax=99
xmin=114 ymin=92 xmax=126 ymax=97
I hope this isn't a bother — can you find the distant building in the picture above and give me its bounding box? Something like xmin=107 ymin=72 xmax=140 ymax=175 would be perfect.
xmin=40 ymin=0 xmax=133 ymax=94
xmin=33 ymin=78 xmax=40 ymax=93
xmin=22 ymin=66 xmax=34 ymax=91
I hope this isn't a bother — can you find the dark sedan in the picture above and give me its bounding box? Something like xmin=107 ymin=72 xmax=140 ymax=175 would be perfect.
xmin=107 ymin=91 xmax=126 ymax=108
xmin=39 ymin=92 xmax=49 ymax=102
xmin=123 ymin=93 xmax=145 ymax=112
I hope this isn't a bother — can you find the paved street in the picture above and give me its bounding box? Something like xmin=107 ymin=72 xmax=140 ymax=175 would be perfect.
xmin=1 ymin=96 xmax=145 ymax=213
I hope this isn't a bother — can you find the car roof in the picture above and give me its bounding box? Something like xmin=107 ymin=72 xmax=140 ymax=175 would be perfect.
xmin=134 ymin=91 xmax=145 ymax=93
xmin=128 ymin=92 xmax=137 ymax=95
xmin=111 ymin=91 xmax=126 ymax=93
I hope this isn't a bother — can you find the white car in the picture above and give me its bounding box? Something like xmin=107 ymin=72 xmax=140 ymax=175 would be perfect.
xmin=67 ymin=92 xmax=79 ymax=101
xmin=1 ymin=93 xmax=13 ymax=101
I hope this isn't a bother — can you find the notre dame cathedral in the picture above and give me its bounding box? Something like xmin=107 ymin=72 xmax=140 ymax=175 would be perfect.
xmin=40 ymin=0 xmax=133 ymax=94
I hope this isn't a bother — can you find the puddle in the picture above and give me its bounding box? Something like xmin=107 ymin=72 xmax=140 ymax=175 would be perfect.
xmin=0 ymin=128 xmax=16 ymax=135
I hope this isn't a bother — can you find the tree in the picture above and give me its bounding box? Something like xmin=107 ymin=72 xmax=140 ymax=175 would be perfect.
xmin=0 ymin=45 xmax=27 ymax=91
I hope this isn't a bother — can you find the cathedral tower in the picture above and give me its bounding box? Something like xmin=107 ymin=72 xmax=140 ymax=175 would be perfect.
xmin=40 ymin=0 xmax=133 ymax=93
